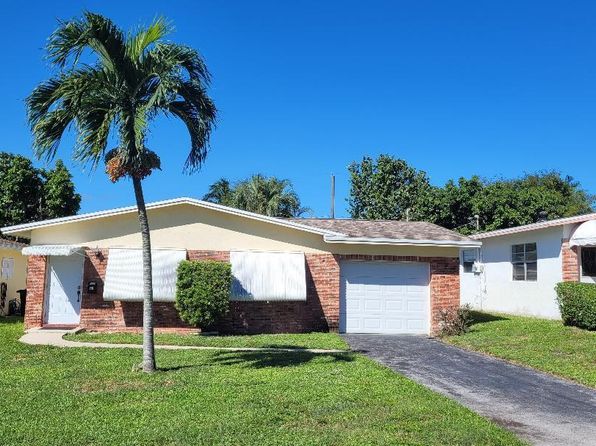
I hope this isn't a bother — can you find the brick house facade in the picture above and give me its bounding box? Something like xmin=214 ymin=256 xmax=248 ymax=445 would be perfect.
xmin=23 ymin=249 xmax=459 ymax=335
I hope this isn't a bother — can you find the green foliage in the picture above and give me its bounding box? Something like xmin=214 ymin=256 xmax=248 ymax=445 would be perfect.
xmin=555 ymin=282 xmax=596 ymax=330
xmin=348 ymin=155 xmax=432 ymax=220
xmin=347 ymin=155 xmax=593 ymax=233
xmin=203 ymin=174 xmax=309 ymax=217
xmin=0 ymin=153 xmax=80 ymax=227
xmin=175 ymin=260 xmax=231 ymax=329
xmin=41 ymin=160 xmax=81 ymax=219
xmin=26 ymin=12 xmax=217 ymax=179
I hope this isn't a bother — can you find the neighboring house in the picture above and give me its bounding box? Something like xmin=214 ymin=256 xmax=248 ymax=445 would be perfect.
xmin=460 ymin=213 xmax=596 ymax=319
xmin=1 ymin=197 xmax=479 ymax=335
xmin=0 ymin=238 xmax=28 ymax=315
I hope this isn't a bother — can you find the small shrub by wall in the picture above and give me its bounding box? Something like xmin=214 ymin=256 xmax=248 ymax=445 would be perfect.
xmin=555 ymin=282 xmax=596 ymax=330
xmin=437 ymin=304 xmax=473 ymax=336
xmin=175 ymin=260 xmax=232 ymax=330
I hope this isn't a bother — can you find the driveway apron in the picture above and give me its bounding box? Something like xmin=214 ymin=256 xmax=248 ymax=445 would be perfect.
xmin=343 ymin=334 xmax=596 ymax=446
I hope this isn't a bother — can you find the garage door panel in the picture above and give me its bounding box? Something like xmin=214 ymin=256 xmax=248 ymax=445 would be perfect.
xmin=385 ymin=299 xmax=403 ymax=311
xmin=385 ymin=319 xmax=403 ymax=330
xmin=340 ymin=261 xmax=430 ymax=334
xmin=364 ymin=299 xmax=382 ymax=312
xmin=363 ymin=318 xmax=382 ymax=329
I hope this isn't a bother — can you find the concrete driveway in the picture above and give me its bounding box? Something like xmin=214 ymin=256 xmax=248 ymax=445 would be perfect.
xmin=343 ymin=334 xmax=596 ymax=446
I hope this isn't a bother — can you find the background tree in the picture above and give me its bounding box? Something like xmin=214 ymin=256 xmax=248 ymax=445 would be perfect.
xmin=348 ymin=155 xmax=432 ymax=220
xmin=203 ymin=174 xmax=309 ymax=217
xmin=203 ymin=178 xmax=233 ymax=206
xmin=347 ymin=154 xmax=594 ymax=234
xmin=27 ymin=13 xmax=216 ymax=372
xmin=41 ymin=160 xmax=81 ymax=219
xmin=0 ymin=153 xmax=80 ymax=229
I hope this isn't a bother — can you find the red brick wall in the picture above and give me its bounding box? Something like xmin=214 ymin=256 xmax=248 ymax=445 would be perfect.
xmin=561 ymin=239 xmax=580 ymax=282
xmin=79 ymin=249 xmax=196 ymax=333
xmin=24 ymin=249 xmax=459 ymax=336
xmin=337 ymin=254 xmax=459 ymax=335
xmin=213 ymin=253 xmax=340 ymax=334
xmin=24 ymin=256 xmax=47 ymax=329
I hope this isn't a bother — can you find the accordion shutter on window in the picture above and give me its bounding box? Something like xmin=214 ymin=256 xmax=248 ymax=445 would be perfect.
xmin=230 ymin=251 xmax=307 ymax=301
xmin=103 ymin=248 xmax=186 ymax=302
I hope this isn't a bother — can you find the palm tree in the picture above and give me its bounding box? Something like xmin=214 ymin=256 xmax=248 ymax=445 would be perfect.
xmin=204 ymin=174 xmax=309 ymax=217
xmin=27 ymin=12 xmax=216 ymax=372
xmin=203 ymin=178 xmax=233 ymax=206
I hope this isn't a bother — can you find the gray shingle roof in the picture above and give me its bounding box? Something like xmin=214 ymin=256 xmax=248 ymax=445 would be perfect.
xmin=287 ymin=218 xmax=474 ymax=242
xmin=0 ymin=238 xmax=27 ymax=250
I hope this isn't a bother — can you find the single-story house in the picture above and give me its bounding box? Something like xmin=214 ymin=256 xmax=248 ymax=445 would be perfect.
xmin=460 ymin=213 xmax=596 ymax=319
xmin=0 ymin=238 xmax=28 ymax=315
xmin=1 ymin=197 xmax=480 ymax=335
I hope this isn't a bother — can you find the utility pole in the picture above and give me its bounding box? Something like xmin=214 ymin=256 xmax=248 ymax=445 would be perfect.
xmin=330 ymin=174 xmax=335 ymax=219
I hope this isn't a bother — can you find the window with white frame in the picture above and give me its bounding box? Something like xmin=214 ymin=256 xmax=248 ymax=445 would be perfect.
xmin=1 ymin=257 xmax=14 ymax=279
xmin=511 ymin=243 xmax=537 ymax=281
xmin=581 ymin=247 xmax=596 ymax=277
xmin=461 ymin=250 xmax=476 ymax=273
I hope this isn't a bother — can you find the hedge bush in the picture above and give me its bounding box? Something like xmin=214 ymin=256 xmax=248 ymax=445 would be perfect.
xmin=175 ymin=260 xmax=232 ymax=330
xmin=555 ymin=282 xmax=596 ymax=330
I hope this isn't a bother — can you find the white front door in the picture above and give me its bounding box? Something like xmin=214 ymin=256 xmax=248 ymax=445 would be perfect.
xmin=340 ymin=261 xmax=430 ymax=334
xmin=45 ymin=255 xmax=84 ymax=325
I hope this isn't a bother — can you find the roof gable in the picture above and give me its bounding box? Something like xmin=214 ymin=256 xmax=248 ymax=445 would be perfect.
xmin=1 ymin=197 xmax=480 ymax=248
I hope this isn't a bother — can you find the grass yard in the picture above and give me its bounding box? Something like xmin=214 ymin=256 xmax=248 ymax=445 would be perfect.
xmin=444 ymin=312 xmax=596 ymax=388
xmin=0 ymin=317 xmax=523 ymax=445
xmin=65 ymin=330 xmax=349 ymax=350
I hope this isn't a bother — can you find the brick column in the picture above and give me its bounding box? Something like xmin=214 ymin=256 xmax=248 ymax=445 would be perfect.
xmin=429 ymin=257 xmax=460 ymax=335
xmin=24 ymin=256 xmax=47 ymax=329
xmin=561 ymin=239 xmax=580 ymax=282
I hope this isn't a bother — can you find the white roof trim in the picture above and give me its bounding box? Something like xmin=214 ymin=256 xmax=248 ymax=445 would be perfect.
xmin=471 ymin=213 xmax=596 ymax=240
xmin=22 ymin=245 xmax=85 ymax=256
xmin=323 ymin=235 xmax=481 ymax=248
xmin=1 ymin=197 xmax=344 ymax=238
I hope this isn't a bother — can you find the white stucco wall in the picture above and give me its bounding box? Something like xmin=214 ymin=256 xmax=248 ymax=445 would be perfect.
xmin=459 ymin=248 xmax=483 ymax=308
xmin=461 ymin=226 xmax=564 ymax=319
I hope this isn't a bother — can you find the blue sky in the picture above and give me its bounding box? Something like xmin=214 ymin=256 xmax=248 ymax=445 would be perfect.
xmin=2 ymin=1 xmax=595 ymax=218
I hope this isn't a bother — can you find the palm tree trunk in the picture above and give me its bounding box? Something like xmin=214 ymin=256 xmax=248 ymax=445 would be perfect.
xmin=132 ymin=176 xmax=156 ymax=372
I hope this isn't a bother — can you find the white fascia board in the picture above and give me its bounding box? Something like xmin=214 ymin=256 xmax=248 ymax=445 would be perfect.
xmin=471 ymin=213 xmax=596 ymax=240
xmin=323 ymin=235 xmax=482 ymax=248
xmin=1 ymin=197 xmax=343 ymax=238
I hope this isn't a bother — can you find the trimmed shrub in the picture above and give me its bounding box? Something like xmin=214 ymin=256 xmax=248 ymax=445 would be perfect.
xmin=175 ymin=260 xmax=232 ymax=330
xmin=555 ymin=282 xmax=596 ymax=330
xmin=437 ymin=304 xmax=473 ymax=336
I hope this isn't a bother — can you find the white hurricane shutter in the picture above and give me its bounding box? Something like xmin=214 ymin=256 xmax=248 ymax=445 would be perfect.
xmin=230 ymin=251 xmax=306 ymax=301
xmin=103 ymin=248 xmax=186 ymax=302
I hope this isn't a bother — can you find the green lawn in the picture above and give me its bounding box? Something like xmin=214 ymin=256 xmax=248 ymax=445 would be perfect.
xmin=444 ymin=312 xmax=596 ymax=388
xmin=65 ymin=330 xmax=349 ymax=350
xmin=0 ymin=317 xmax=523 ymax=445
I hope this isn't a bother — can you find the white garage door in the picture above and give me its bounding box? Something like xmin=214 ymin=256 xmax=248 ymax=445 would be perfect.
xmin=340 ymin=261 xmax=430 ymax=334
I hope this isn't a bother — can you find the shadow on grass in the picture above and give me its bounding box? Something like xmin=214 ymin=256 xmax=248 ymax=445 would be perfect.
xmin=0 ymin=316 xmax=23 ymax=325
xmin=469 ymin=311 xmax=509 ymax=326
xmin=212 ymin=350 xmax=355 ymax=369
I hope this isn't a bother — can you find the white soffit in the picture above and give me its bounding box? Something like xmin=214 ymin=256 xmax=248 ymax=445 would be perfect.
xmin=570 ymin=220 xmax=596 ymax=247
xmin=103 ymin=248 xmax=186 ymax=302
xmin=22 ymin=245 xmax=84 ymax=256
xmin=230 ymin=251 xmax=307 ymax=301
